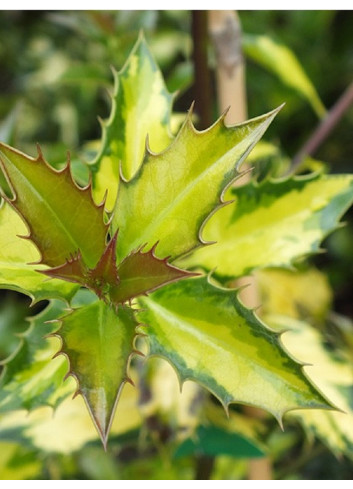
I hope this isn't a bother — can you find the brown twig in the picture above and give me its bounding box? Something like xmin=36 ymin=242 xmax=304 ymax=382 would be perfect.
xmin=291 ymin=81 xmax=353 ymax=170
xmin=191 ymin=11 xmax=213 ymax=129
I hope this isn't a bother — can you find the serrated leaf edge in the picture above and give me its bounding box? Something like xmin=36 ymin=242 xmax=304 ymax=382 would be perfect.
xmin=115 ymin=240 xmax=200 ymax=305
xmin=116 ymin=103 xmax=283 ymax=261
xmin=91 ymin=31 xmax=175 ymax=181
xmin=0 ymin=142 xmax=109 ymax=267
xmin=48 ymin=304 xmax=145 ymax=449
xmin=137 ymin=273 xmax=338 ymax=428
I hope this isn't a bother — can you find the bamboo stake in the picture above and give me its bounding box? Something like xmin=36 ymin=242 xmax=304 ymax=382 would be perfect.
xmin=208 ymin=10 xmax=272 ymax=481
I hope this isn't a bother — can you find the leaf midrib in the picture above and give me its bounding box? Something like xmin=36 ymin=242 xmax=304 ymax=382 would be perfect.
xmin=144 ymin=296 xmax=281 ymax=373
xmin=8 ymin=160 xmax=90 ymax=264
xmin=121 ymin=128 xmax=261 ymax=256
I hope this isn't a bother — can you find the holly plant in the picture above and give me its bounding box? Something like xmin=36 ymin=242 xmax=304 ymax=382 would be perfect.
xmin=1 ymin=34 xmax=352 ymax=449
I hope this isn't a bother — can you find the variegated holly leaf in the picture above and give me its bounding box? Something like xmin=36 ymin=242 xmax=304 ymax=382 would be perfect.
xmin=0 ymin=301 xmax=75 ymax=413
xmin=0 ymin=142 xmax=108 ymax=269
xmin=91 ymin=33 xmax=174 ymax=209
xmin=179 ymin=173 xmax=353 ymax=278
xmin=138 ymin=276 xmax=333 ymax=423
xmin=113 ymin=106 xmax=281 ymax=263
xmin=0 ymin=201 xmax=78 ymax=303
xmin=53 ymin=300 xmax=140 ymax=448
xmin=266 ymin=314 xmax=353 ymax=460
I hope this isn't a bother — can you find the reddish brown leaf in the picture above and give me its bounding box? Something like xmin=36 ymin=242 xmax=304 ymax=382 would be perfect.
xmin=110 ymin=243 xmax=199 ymax=305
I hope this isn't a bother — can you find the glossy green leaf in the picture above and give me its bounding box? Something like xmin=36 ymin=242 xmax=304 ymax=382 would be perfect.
xmin=243 ymin=34 xmax=326 ymax=118
xmin=0 ymin=142 xmax=108 ymax=268
xmin=174 ymin=424 xmax=264 ymax=459
xmin=267 ymin=315 xmax=353 ymax=460
xmin=91 ymin=33 xmax=173 ymax=208
xmin=55 ymin=300 xmax=139 ymax=447
xmin=179 ymin=174 xmax=353 ymax=278
xmin=138 ymin=276 xmax=333 ymax=423
xmin=0 ymin=301 xmax=75 ymax=413
xmin=0 ymin=202 xmax=78 ymax=302
xmin=113 ymin=106 xmax=281 ymax=263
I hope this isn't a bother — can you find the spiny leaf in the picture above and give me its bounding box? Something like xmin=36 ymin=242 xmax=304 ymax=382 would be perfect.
xmin=0 ymin=142 xmax=108 ymax=268
xmin=110 ymin=243 xmax=198 ymax=305
xmin=40 ymin=251 xmax=88 ymax=287
xmin=87 ymin=230 xmax=120 ymax=299
xmin=44 ymin=232 xmax=192 ymax=306
xmin=267 ymin=314 xmax=353 ymax=460
xmin=113 ymin=105 xmax=281 ymax=263
xmin=91 ymin=33 xmax=173 ymax=208
xmin=0 ymin=301 xmax=75 ymax=413
xmin=41 ymin=232 xmax=120 ymax=302
xmin=0 ymin=201 xmax=78 ymax=303
xmin=138 ymin=275 xmax=334 ymax=423
xmin=179 ymin=173 xmax=353 ymax=278
xmin=54 ymin=300 xmax=139 ymax=448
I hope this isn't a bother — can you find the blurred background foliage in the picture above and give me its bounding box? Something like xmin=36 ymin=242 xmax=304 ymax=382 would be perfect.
xmin=1 ymin=9 xmax=353 ymax=480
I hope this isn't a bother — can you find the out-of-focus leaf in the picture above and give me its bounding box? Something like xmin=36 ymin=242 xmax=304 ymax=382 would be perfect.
xmin=243 ymin=34 xmax=326 ymax=118
xmin=257 ymin=267 xmax=332 ymax=323
xmin=268 ymin=314 xmax=353 ymax=460
xmin=0 ymin=383 xmax=141 ymax=454
xmin=138 ymin=276 xmax=333 ymax=423
xmin=179 ymin=174 xmax=353 ymax=278
xmin=139 ymin=357 xmax=203 ymax=437
xmin=166 ymin=61 xmax=193 ymax=94
xmin=0 ymin=442 xmax=41 ymax=480
xmin=0 ymin=301 xmax=75 ymax=413
xmin=174 ymin=424 xmax=264 ymax=459
xmin=0 ymin=103 xmax=20 ymax=145
xmin=113 ymin=107 xmax=281 ymax=263
xmin=0 ymin=294 xmax=30 ymax=359
xmin=245 ymin=140 xmax=280 ymax=163
xmin=60 ymin=64 xmax=108 ymax=86
xmin=0 ymin=201 xmax=78 ymax=303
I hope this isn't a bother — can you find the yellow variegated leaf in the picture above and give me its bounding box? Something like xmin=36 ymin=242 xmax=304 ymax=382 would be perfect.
xmin=0 ymin=201 xmax=78 ymax=302
xmin=113 ymin=106 xmax=281 ymax=263
xmin=179 ymin=174 xmax=353 ymax=278
xmin=91 ymin=33 xmax=173 ymax=208
xmin=138 ymin=276 xmax=333 ymax=423
xmin=267 ymin=315 xmax=353 ymax=460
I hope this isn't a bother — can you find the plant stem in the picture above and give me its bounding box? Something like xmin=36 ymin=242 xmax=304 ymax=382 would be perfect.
xmin=191 ymin=11 xmax=213 ymax=129
xmin=195 ymin=455 xmax=215 ymax=480
xmin=291 ymin=81 xmax=353 ymax=170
